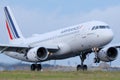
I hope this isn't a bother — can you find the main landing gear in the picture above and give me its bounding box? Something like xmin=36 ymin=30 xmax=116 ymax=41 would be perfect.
xmin=77 ymin=53 xmax=88 ymax=71
xmin=31 ymin=64 xmax=42 ymax=71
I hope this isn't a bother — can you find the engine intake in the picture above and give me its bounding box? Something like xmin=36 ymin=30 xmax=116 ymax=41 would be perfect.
xmin=97 ymin=47 xmax=118 ymax=62
xmin=27 ymin=47 xmax=49 ymax=61
xmin=107 ymin=47 xmax=117 ymax=58
xmin=37 ymin=47 xmax=48 ymax=60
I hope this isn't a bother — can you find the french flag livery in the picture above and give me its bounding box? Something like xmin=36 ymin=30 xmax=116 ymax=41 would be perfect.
xmin=4 ymin=6 xmax=24 ymax=41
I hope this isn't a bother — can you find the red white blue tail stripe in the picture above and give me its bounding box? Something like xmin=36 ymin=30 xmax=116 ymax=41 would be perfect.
xmin=4 ymin=7 xmax=20 ymax=40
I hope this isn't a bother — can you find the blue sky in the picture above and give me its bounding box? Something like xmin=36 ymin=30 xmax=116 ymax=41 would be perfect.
xmin=2 ymin=0 xmax=120 ymax=14
xmin=4 ymin=0 xmax=120 ymax=15
xmin=0 ymin=0 xmax=120 ymax=66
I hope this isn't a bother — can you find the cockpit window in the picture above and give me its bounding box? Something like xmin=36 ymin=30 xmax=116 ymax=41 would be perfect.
xmin=92 ymin=26 xmax=110 ymax=30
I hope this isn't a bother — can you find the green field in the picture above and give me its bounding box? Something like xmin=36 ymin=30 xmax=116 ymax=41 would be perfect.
xmin=0 ymin=71 xmax=120 ymax=80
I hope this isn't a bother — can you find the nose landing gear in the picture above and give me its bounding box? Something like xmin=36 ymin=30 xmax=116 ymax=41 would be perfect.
xmin=93 ymin=47 xmax=100 ymax=63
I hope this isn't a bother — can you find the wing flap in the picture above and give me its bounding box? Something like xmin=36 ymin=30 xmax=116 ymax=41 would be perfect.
xmin=0 ymin=44 xmax=29 ymax=53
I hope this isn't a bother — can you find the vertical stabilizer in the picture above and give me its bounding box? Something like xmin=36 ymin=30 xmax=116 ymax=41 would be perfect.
xmin=4 ymin=6 xmax=24 ymax=44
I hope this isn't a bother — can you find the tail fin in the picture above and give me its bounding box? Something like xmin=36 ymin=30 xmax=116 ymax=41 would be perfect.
xmin=4 ymin=6 xmax=24 ymax=43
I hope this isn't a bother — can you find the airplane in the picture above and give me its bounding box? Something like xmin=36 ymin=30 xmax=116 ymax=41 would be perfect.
xmin=0 ymin=6 xmax=119 ymax=71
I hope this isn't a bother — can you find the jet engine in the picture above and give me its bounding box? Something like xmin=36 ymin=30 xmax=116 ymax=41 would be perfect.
xmin=97 ymin=47 xmax=118 ymax=62
xmin=27 ymin=47 xmax=49 ymax=61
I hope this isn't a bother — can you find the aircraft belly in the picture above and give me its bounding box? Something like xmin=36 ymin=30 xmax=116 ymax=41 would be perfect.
xmin=69 ymin=33 xmax=99 ymax=52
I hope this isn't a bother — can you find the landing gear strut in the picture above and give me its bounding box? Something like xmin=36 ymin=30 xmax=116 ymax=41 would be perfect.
xmin=93 ymin=47 xmax=100 ymax=63
xmin=31 ymin=64 xmax=42 ymax=71
xmin=94 ymin=57 xmax=100 ymax=63
xmin=77 ymin=53 xmax=88 ymax=71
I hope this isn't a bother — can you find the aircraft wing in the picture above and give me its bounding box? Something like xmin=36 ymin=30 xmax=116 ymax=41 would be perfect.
xmin=105 ymin=43 xmax=120 ymax=48
xmin=112 ymin=44 xmax=120 ymax=48
xmin=0 ymin=44 xmax=59 ymax=53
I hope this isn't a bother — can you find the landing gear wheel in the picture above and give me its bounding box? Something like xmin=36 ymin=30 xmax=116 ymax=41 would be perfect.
xmin=77 ymin=65 xmax=87 ymax=71
xmin=77 ymin=65 xmax=81 ymax=71
xmin=31 ymin=64 xmax=42 ymax=71
xmin=36 ymin=64 xmax=42 ymax=71
xmin=31 ymin=64 xmax=36 ymax=71
xmin=83 ymin=65 xmax=87 ymax=70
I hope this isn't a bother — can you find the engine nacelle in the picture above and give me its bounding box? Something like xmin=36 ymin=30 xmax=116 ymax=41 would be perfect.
xmin=97 ymin=47 xmax=118 ymax=62
xmin=27 ymin=47 xmax=49 ymax=61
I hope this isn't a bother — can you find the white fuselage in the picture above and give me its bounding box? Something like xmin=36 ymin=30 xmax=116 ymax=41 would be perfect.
xmin=5 ymin=21 xmax=113 ymax=62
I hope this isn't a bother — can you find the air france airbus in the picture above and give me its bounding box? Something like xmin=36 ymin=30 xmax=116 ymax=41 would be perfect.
xmin=0 ymin=6 xmax=119 ymax=71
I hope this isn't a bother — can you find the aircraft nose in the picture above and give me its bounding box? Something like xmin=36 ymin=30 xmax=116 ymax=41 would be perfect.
xmin=103 ymin=30 xmax=113 ymax=43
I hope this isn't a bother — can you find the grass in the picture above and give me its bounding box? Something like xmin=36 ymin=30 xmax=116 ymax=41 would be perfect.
xmin=0 ymin=71 xmax=119 ymax=80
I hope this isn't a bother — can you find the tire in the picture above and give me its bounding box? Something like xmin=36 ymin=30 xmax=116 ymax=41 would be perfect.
xmin=31 ymin=64 xmax=36 ymax=71
xmin=77 ymin=65 xmax=81 ymax=71
xmin=83 ymin=65 xmax=87 ymax=70
xmin=36 ymin=64 xmax=42 ymax=71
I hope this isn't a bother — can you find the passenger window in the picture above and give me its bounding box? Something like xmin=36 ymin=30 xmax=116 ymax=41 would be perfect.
xmin=106 ymin=26 xmax=110 ymax=29
xmin=100 ymin=26 xmax=104 ymax=29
